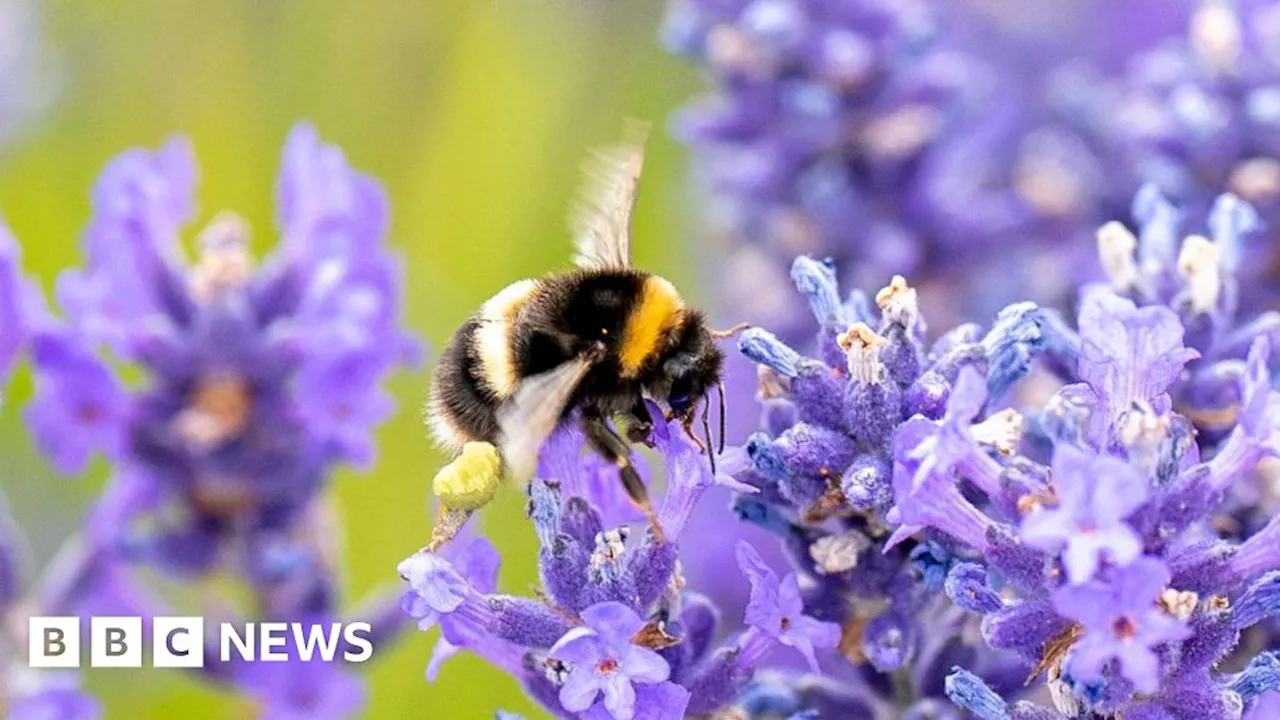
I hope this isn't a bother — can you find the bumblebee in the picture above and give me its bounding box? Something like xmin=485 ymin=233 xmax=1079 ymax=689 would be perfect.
xmin=425 ymin=124 xmax=744 ymax=548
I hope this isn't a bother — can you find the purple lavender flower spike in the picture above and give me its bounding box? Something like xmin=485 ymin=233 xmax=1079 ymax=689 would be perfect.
xmin=1052 ymin=557 xmax=1191 ymax=694
xmin=1021 ymin=443 xmax=1149 ymax=584
xmin=661 ymin=0 xmax=1063 ymax=331
xmin=1077 ymin=1 xmax=1280 ymax=298
xmin=549 ymin=601 xmax=685 ymax=720
xmin=735 ymin=541 xmax=839 ymax=672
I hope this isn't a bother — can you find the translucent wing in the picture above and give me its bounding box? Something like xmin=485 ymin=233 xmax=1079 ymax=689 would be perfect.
xmin=570 ymin=120 xmax=649 ymax=270
xmin=497 ymin=353 xmax=598 ymax=484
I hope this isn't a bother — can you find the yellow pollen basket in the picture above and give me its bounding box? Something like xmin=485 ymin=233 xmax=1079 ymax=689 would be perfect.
xmin=432 ymin=441 xmax=503 ymax=511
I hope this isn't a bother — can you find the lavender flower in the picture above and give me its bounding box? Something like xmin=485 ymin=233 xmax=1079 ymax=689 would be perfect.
xmin=0 ymin=124 xmax=419 ymax=717
xmin=706 ymin=178 xmax=1280 ymax=717
xmin=398 ymin=413 xmax=820 ymax=719
xmin=550 ymin=602 xmax=685 ymax=720
xmin=1074 ymin=289 xmax=1200 ymax=441
xmin=660 ymin=0 xmax=1011 ymax=330
xmin=708 ymin=260 xmax=1048 ymax=714
xmin=1078 ymin=1 xmax=1280 ymax=267
xmin=1052 ymin=558 xmax=1192 ymax=693
xmin=1020 ymin=444 xmax=1148 ymax=584
xmin=736 ymin=541 xmax=840 ymax=671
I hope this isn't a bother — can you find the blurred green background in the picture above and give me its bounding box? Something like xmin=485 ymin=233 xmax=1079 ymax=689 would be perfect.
xmin=0 ymin=1 xmax=703 ymax=717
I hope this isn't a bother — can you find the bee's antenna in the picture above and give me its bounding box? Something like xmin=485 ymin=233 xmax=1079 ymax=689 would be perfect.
xmin=716 ymin=381 xmax=726 ymax=455
xmin=701 ymin=399 xmax=717 ymax=476
xmin=710 ymin=322 xmax=750 ymax=340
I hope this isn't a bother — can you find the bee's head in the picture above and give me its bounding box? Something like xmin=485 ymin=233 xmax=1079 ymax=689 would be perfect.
xmin=658 ymin=310 xmax=724 ymax=420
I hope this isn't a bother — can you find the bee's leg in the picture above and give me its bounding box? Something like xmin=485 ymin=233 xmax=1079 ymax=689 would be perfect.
xmin=580 ymin=408 xmax=664 ymax=540
xmin=624 ymin=396 xmax=654 ymax=446
xmin=427 ymin=507 xmax=474 ymax=552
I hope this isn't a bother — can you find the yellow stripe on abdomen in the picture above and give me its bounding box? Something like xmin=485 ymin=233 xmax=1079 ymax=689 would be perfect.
xmin=619 ymin=275 xmax=684 ymax=377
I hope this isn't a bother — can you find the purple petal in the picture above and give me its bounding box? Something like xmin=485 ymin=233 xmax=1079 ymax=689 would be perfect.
xmin=736 ymin=541 xmax=782 ymax=630
xmin=1114 ymin=556 xmax=1170 ymax=610
xmin=1053 ymin=581 xmax=1115 ymax=628
xmin=425 ymin=638 xmax=461 ymax=682
xmin=1116 ymin=643 xmax=1162 ymax=694
xmin=619 ymin=645 xmax=670 ymax=684
xmin=1061 ymin=535 xmax=1107 ymax=585
xmin=558 ymin=666 xmax=604 ymax=714
xmin=1065 ymin=633 xmax=1113 ymax=683
xmin=581 ymin=602 xmax=647 ymax=648
xmin=776 ymin=572 xmax=806 ymax=618
xmin=948 ymin=366 xmax=988 ymax=421
xmin=1020 ymin=507 xmax=1074 ymax=550
xmin=601 ymin=672 xmax=638 ymax=720
xmin=1089 ymin=454 xmax=1149 ymax=525
xmin=1077 ymin=289 xmax=1198 ymax=434
xmin=787 ymin=614 xmax=841 ymax=654
xmin=780 ymin=631 xmax=821 ymax=672
xmin=1134 ymin=608 xmax=1192 ymax=647
xmin=549 ymin=626 xmax=602 ymax=666
xmin=453 ymin=537 xmax=501 ymax=595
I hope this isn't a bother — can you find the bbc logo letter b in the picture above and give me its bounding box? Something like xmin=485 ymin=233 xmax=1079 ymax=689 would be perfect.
xmin=91 ymin=617 xmax=142 ymax=668
xmin=29 ymin=617 xmax=80 ymax=668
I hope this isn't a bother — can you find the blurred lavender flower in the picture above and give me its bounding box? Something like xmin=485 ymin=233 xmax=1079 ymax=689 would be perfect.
xmin=659 ymin=0 xmax=1171 ymax=334
xmin=1 ymin=670 xmax=100 ymax=720
xmin=0 ymin=123 xmax=419 ymax=717
xmin=0 ymin=469 xmax=127 ymax=718
xmin=661 ymin=0 xmax=998 ymax=328
xmin=1054 ymin=0 xmax=1280 ymax=308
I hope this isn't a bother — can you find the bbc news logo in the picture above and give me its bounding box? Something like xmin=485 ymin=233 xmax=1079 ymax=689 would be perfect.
xmin=28 ymin=617 xmax=374 ymax=668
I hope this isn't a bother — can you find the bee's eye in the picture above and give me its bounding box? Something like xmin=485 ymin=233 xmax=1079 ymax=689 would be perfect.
xmin=669 ymin=376 xmax=694 ymax=413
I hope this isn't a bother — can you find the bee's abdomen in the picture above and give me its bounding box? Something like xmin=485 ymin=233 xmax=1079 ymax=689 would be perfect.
xmin=427 ymin=318 xmax=501 ymax=451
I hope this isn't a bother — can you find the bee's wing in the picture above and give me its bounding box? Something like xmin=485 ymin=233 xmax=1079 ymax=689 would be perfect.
xmin=496 ymin=353 xmax=597 ymax=484
xmin=570 ymin=120 xmax=650 ymax=271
